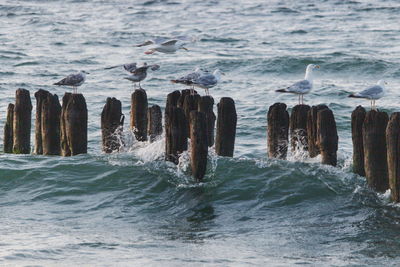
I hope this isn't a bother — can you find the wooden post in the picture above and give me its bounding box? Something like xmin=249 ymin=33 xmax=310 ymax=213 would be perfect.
xmin=101 ymin=97 xmax=124 ymax=153
xmin=41 ymin=93 xmax=61 ymax=155
xmin=215 ymin=97 xmax=237 ymax=157
xmin=60 ymin=93 xmax=88 ymax=156
xmin=190 ymin=111 xmax=208 ymax=181
xmin=290 ymin=104 xmax=310 ymax=152
xmin=148 ymin=105 xmax=162 ymax=142
xmin=386 ymin=112 xmax=400 ymax=202
xmin=3 ymin=103 xmax=14 ymax=153
xmin=351 ymin=106 xmax=366 ymax=176
xmin=13 ymin=88 xmax=32 ymax=154
xmin=131 ymin=89 xmax=148 ymax=142
xmin=307 ymin=105 xmax=328 ymax=158
xmin=183 ymin=94 xmax=200 ymax=135
xmin=363 ymin=110 xmax=389 ymax=192
xmin=316 ymin=108 xmax=338 ymax=166
xmin=34 ymin=89 xmax=48 ymax=154
xmin=267 ymin=103 xmax=289 ymax=159
xmin=198 ymin=96 xmax=216 ymax=147
xmin=165 ymin=91 xmax=188 ymax=164
xmin=178 ymin=89 xmax=196 ymax=108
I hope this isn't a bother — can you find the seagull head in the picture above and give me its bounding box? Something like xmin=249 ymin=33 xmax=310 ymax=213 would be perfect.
xmin=80 ymin=70 xmax=89 ymax=75
xmin=377 ymin=80 xmax=388 ymax=87
xmin=306 ymin=64 xmax=320 ymax=71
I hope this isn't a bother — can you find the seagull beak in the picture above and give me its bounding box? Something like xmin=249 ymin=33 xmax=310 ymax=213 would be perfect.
xmin=221 ymin=72 xmax=226 ymax=76
xmin=315 ymin=65 xmax=320 ymax=69
xmin=144 ymin=50 xmax=154 ymax=55
xmin=181 ymin=47 xmax=189 ymax=51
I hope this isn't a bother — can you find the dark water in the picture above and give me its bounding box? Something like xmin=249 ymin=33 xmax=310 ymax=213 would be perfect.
xmin=1 ymin=0 xmax=400 ymax=265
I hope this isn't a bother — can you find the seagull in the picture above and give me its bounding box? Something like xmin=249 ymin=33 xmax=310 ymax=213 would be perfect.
xmin=349 ymin=80 xmax=387 ymax=110
xmin=191 ymin=69 xmax=224 ymax=96
xmin=124 ymin=63 xmax=160 ymax=89
xmin=136 ymin=37 xmax=189 ymax=54
xmin=171 ymin=67 xmax=205 ymax=95
xmin=54 ymin=70 xmax=89 ymax=94
xmin=275 ymin=64 xmax=320 ymax=104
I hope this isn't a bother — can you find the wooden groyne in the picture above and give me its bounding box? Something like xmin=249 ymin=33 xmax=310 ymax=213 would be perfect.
xmin=1 ymin=87 xmax=237 ymax=182
xmin=267 ymin=102 xmax=337 ymax=166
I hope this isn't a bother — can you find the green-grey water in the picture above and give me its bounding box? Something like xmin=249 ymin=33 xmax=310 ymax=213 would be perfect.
xmin=1 ymin=0 xmax=400 ymax=265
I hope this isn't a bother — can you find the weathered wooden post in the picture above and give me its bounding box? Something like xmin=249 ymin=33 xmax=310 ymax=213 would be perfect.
xmin=41 ymin=93 xmax=61 ymax=155
xmin=131 ymin=89 xmax=148 ymax=142
xmin=60 ymin=93 xmax=88 ymax=156
xmin=351 ymin=106 xmax=366 ymax=176
xmin=178 ymin=89 xmax=196 ymax=108
xmin=386 ymin=112 xmax=400 ymax=202
xmin=13 ymin=89 xmax=32 ymax=154
xmin=165 ymin=91 xmax=188 ymax=164
xmin=183 ymin=94 xmax=200 ymax=135
xmin=190 ymin=111 xmax=208 ymax=181
xmin=290 ymin=104 xmax=310 ymax=152
xmin=147 ymin=105 xmax=162 ymax=142
xmin=316 ymin=108 xmax=338 ymax=166
xmin=267 ymin=103 xmax=289 ymax=159
xmin=3 ymin=103 xmax=14 ymax=153
xmin=101 ymin=97 xmax=124 ymax=153
xmin=34 ymin=89 xmax=48 ymax=154
xmin=198 ymin=96 xmax=216 ymax=147
xmin=363 ymin=110 xmax=389 ymax=192
xmin=215 ymin=97 xmax=237 ymax=157
xmin=307 ymin=104 xmax=328 ymax=158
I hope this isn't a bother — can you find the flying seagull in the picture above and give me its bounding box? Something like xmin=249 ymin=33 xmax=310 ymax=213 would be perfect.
xmin=349 ymin=80 xmax=387 ymax=110
xmin=275 ymin=64 xmax=320 ymax=104
xmin=54 ymin=70 xmax=89 ymax=94
xmin=136 ymin=37 xmax=190 ymax=54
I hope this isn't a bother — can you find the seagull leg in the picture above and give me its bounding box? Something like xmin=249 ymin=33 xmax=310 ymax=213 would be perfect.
xmin=298 ymin=95 xmax=300 ymax=105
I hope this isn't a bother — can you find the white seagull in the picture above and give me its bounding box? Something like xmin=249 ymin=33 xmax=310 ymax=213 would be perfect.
xmin=136 ymin=37 xmax=189 ymax=54
xmin=54 ymin=70 xmax=89 ymax=94
xmin=275 ymin=64 xmax=320 ymax=104
xmin=192 ymin=69 xmax=224 ymax=96
xmin=349 ymin=80 xmax=387 ymax=110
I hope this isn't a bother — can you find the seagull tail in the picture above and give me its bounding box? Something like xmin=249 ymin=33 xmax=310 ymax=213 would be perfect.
xmin=53 ymin=82 xmax=61 ymax=86
xmin=348 ymin=94 xmax=362 ymax=98
xmin=276 ymin=88 xmax=288 ymax=93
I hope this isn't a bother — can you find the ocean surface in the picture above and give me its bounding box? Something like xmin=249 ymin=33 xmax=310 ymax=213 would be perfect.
xmin=1 ymin=0 xmax=400 ymax=265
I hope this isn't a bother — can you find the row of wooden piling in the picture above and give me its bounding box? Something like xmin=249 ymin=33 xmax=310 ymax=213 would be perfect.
xmin=267 ymin=103 xmax=338 ymax=166
xmin=3 ymin=88 xmax=237 ymax=182
xmin=351 ymin=107 xmax=400 ymax=202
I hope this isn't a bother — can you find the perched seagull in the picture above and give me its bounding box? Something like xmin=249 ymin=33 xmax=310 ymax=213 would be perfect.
xmin=192 ymin=69 xmax=224 ymax=96
xmin=54 ymin=70 xmax=89 ymax=94
xmin=349 ymin=80 xmax=387 ymax=110
xmin=136 ymin=37 xmax=189 ymax=54
xmin=124 ymin=63 xmax=160 ymax=89
xmin=171 ymin=67 xmax=205 ymax=95
xmin=275 ymin=64 xmax=320 ymax=104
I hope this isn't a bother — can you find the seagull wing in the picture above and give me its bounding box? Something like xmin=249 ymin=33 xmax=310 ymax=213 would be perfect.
xmin=150 ymin=64 xmax=160 ymax=71
xmin=135 ymin=40 xmax=154 ymax=47
xmin=286 ymin=80 xmax=312 ymax=93
xmin=356 ymin=85 xmax=383 ymax=98
xmin=123 ymin=63 xmax=137 ymax=73
xmin=54 ymin=73 xmax=84 ymax=86
xmin=161 ymin=39 xmax=178 ymax=46
xmin=194 ymin=73 xmax=218 ymax=88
